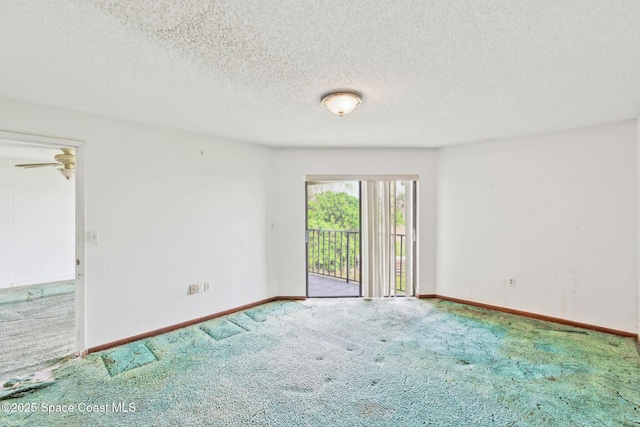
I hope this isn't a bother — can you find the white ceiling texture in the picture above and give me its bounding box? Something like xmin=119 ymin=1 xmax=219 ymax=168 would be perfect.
xmin=0 ymin=1 xmax=639 ymax=149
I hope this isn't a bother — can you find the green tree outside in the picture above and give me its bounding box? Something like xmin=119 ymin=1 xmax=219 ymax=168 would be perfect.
xmin=307 ymin=191 xmax=359 ymax=231
xmin=307 ymin=191 xmax=360 ymax=279
xmin=307 ymin=187 xmax=408 ymax=291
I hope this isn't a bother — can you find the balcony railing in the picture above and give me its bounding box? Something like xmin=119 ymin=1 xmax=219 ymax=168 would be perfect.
xmin=307 ymin=229 xmax=360 ymax=283
xmin=307 ymin=228 xmax=408 ymax=293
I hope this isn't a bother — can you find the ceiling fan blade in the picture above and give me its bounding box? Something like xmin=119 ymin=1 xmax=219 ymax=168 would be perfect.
xmin=15 ymin=163 xmax=61 ymax=168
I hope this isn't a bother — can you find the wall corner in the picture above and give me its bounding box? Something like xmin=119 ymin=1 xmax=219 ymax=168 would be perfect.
xmin=637 ymin=116 xmax=640 ymax=339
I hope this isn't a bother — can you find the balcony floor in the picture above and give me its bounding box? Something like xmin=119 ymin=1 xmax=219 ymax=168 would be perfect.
xmin=307 ymin=273 xmax=360 ymax=297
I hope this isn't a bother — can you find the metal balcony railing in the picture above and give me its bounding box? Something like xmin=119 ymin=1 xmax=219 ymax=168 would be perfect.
xmin=307 ymin=229 xmax=360 ymax=283
xmin=307 ymin=229 xmax=407 ymax=293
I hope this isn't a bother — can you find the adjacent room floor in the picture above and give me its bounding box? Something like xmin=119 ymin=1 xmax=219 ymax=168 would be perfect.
xmin=0 ymin=281 xmax=75 ymax=379
xmin=2 ymin=298 xmax=639 ymax=426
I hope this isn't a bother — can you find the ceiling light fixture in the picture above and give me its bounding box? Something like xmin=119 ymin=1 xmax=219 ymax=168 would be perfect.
xmin=321 ymin=92 xmax=361 ymax=116
xmin=58 ymin=166 xmax=74 ymax=180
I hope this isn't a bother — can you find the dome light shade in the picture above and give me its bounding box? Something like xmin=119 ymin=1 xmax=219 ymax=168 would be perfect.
xmin=322 ymin=92 xmax=361 ymax=116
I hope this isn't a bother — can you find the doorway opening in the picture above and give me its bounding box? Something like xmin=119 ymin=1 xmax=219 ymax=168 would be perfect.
xmin=306 ymin=180 xmax=361 ymax=297
xmin=0 ymin=132 xmax=84 ymax=380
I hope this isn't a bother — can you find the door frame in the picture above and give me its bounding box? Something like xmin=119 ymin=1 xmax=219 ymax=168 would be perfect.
xmin=0 ymin=130 xmax=86 ymax=355
xmin=410 ymin=180 xmax=418 ymax=296
xmin=305 ymin=174 xmax=419 ymax=298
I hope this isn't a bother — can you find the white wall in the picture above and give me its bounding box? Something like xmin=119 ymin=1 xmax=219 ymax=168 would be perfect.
xmin=0 ymin=158 xmax=75 ymax=288
xmin=272 ymin=148 xmax=438 ymax=297
xmin=637 ymin=117 xmax=640 ymax=340
xmin=0 ymin=160 xmax=10 ymax=285
xmin=0 ymin=97 xmax=276 ymax=348
xmin=2 ymin=95 xmax=637 ymax=347
xmin=437 ymin=121 xmax=638 ymax=332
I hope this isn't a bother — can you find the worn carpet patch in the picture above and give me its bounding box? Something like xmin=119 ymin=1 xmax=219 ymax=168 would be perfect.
xmin=0 ymin=281 xmax=74 ymax=305
xmin=101 ymin=341 xmax=158 ymax=376
xmin=226 ymin=313 xmax=259 ymax=331
xmin=199 ymin=318 xmax=246 ymax=341
xmin=243 ymin=300 xmax=306 ymax=322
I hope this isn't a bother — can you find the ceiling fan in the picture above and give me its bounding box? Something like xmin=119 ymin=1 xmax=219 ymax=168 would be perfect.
xmin=15 ymin=148 xmax=75 ymax=180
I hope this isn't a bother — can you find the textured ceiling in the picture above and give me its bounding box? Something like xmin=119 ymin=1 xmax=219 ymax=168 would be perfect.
xmin=0 ymin=1 xmax=639 ymax=148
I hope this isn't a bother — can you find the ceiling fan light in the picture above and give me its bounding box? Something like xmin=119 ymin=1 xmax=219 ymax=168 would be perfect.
xmin=58 ymin=167 xmax=74 ymax=180
xmin=322 ymin=92 xmax=361 ymax=116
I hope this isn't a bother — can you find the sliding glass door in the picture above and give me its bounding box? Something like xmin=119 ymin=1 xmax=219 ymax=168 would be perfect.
xmin=305 ymin=177 xmax=417 ymax=298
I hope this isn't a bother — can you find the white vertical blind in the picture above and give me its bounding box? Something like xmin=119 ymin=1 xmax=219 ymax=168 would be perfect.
xmin=363 ymin=181 xmax=392 ymax=297
xmin=362 ymin=180 xmax=416 ymax=298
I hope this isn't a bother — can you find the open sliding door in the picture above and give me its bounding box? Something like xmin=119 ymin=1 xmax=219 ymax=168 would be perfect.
xmin=306 ymin=180 xmax=361 ymax=297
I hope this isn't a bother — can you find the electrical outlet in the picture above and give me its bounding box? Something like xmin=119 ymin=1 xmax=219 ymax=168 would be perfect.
xmin=189 ymin=284 xmax=197 ymax=295
xmin=507 ymin=277 xmax=515 ymax=287
xmin=197 ymin=283 xmax=202 ymax=293
xmin=204 ymin=282 xmax=211 ymax=292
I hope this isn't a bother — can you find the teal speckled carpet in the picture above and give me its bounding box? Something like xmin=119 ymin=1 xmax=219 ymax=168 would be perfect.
xmin=2 ymin=298 xmax=639 ymax=426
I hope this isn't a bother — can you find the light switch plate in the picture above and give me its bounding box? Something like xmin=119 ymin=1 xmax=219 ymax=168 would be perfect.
xmin=88 ymin=231 xmax=100 ymax=244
